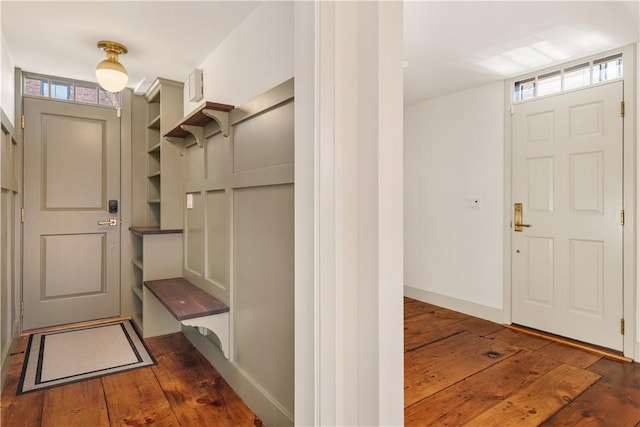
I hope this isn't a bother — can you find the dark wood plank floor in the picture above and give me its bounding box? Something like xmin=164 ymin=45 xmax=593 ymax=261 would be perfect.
xmin=404 ymin=297 xmax=640 ymax=426
xmin=3 ymin=301 xmax=639 ymax=426
xmin=1 ymin=332 xmax=263 ymax=426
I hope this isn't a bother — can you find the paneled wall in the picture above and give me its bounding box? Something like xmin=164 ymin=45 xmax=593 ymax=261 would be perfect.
xmin=0 ymin=110 xmax=21 ymax=390
xmin=182 ymin=79 xmax=294 ymax=426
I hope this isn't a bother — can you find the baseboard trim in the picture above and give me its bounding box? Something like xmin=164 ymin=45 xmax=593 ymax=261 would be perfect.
xmin=404 ymin=285 xmax=504 ymax=324
xmin=0 ymin=320 xmax=20 ymax=393
xmin=182 ymin=327 xmax=293 ymax=427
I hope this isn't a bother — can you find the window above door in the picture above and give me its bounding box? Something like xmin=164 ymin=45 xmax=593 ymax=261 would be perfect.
xmin=23 ymin=73 xmax=121 ymax=108
xmin=513 ymin=52 xmax=623 ymax=102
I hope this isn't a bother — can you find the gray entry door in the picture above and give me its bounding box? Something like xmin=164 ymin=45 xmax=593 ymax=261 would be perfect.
xmin=23 ymin=97 xmax=121 ymax=330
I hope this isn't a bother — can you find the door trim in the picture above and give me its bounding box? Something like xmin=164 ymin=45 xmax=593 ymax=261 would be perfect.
xmin=503 ymin=44 xmax=637 ymax=360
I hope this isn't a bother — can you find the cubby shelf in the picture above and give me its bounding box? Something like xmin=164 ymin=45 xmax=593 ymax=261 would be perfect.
xmin=129 ymin=225 xmax=183 ymax=337
xmin=147 ymin=115 xmax=161 ymax=130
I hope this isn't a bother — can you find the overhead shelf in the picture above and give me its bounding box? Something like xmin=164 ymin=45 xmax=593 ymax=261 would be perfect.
xmin=164 ymin=101 xmax=234 ymax=147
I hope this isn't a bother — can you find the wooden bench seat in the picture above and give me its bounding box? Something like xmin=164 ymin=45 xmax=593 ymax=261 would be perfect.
xmin=144 ymin=277 xmax=230 ymax=359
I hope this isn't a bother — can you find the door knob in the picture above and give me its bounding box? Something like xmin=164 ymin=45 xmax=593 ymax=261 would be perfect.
xmin=514 ymin=203 xmax=531 ymax=232
xmin=98 ymin=218 xmax=118 ymax=226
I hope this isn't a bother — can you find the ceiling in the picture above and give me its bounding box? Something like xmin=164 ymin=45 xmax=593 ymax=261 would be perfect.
xmin=403 ymin=1 xmax=639 ymax=104
xmin=2 ymin=1 xmax=639 ymax=103
xmin=1 ymin=1 xmax=261 ymax=94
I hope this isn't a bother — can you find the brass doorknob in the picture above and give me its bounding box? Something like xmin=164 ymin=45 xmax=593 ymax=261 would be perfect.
xmin=514 ymin=203 xmax=532 ymax=232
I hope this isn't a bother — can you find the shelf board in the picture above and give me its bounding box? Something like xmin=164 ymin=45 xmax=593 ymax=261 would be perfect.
xmin=147 ymin=114 xmax=161 ymax=130
xmin=132 ymin=257 xmax=144 ymax=270
xmin=132 ymin=284 xmax=143 ymax=301
xmin=148 ymin=171 xmax=161 ymax=179
xmin=148 ymin=199 xmax=161 ymax=204
xmin=129 ymin=226 xmax=183 ymax=235
xmin=165 ymin=101 xmax=234 ymax=138
xmin=148 ymin=142 xmax=161 ymax=153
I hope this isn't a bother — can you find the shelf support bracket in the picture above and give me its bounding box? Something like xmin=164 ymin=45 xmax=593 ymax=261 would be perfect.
xmin=181 ymin=312 xmax=230 ymax=359
xmin=202 ymin=109 xmax=230 ymax=138
xmin=180 ymin=125 xmax=205 ymax=148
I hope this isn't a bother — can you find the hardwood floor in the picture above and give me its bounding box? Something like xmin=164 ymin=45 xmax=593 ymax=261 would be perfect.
xmin=3 ymin=301 xmax=639 ymax=426
xmin=1 ymin=333 xmax=263 ymax=426
xmin=404 ymin=297 xmax=640 ymax=426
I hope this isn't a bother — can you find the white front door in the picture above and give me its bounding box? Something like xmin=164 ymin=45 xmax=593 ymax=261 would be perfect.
xmin=511 ymin=81 xmax=624 ymax=351
xmin=22 ymin=98 xmax=121 ymax=330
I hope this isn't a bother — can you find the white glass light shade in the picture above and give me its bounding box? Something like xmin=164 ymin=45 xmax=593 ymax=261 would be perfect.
xmin=95 ymin=59 xmax=128 ymax=92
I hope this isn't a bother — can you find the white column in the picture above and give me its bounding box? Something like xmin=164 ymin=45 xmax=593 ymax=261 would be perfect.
xmin=295 ymin=1 xmax=404 ymax=425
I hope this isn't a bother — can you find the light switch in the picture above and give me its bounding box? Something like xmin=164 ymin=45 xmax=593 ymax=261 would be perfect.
xmin=186 ymin=193 xmax=194 ymax=209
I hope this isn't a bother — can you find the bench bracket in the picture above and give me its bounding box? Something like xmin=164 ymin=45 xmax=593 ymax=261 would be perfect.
xmin=181 ymin=312 xmax=230 ymax=359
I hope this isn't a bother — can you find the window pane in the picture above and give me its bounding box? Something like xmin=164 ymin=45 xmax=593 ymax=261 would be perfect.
xmin=514 ymin=79 xmax=535 ymax=101
xmin=564 ymin=63 xmax=590 ymax=90
xmin=537 ymin=72 xmax=561 ymax=96
xmin=98 ymin=88 xmax=121 ymax=107
xmin=75 ymin=85 xmax=98 ymax=104
xmin=24 ymin=76 xmax=49 ymax=97
xmin=51 ymin=81 xmax=74 ymax=100
xmin=593 ymin=54 xmax=623 ymax=83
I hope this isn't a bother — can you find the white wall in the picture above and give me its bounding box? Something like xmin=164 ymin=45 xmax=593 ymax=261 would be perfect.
xmin=1 ymin=33 xmax=15 ymax=124
xmin=404 ymin=82 xmax=505 ymax=321
xmin=184 ymin=1 xmax=293 ymax=114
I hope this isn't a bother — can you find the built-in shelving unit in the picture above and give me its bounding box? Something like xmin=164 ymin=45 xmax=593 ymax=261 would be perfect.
xmin=129 ymin=77 xmax=184 ymax=336
xmin=130 ymin=226 xmax=183 ymax=336
xmin=143 ymin=78 xmax=184 ymax=229
xmin=130 ymin=93 xmax=236 ymax=338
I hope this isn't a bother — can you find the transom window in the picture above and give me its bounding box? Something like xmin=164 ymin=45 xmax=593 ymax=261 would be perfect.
xmin=23 ymin=73 xmax=121 ymax=108
xmin=513 ymin=53 xmax=622 ymax=102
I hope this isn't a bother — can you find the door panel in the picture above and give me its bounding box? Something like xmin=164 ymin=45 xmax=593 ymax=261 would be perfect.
xmin=43 ymin=115 xmax=105 ymax=209
xmin=527 ymin=157 xmax=554 ymax=211
xmin=42 ymin=233 xmax=106 ymax=297
xmin=570 ymin=152 xmax=603 ymax=213
xmin=23 ymin=98 xmax=120 ymax=330
xmin=525 ymin=236 xmax=554 ymax=306
xmin=512 ymin=81 xmax=623 ymax=351
xmin=569 ymin=239 xmax=603 ymax=315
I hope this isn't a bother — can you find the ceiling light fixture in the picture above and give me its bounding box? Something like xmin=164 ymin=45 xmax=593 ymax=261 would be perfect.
xmin=96 ymin=41 xmax=128 ymax=93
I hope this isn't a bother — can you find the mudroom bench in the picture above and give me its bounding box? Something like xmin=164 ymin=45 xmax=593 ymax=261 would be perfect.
xmin=143 ymin=277 xmax=230 ymax=359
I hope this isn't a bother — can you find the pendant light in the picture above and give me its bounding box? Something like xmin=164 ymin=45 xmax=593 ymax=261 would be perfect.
xmin=96 ymin=41 xmax=128 ymax=93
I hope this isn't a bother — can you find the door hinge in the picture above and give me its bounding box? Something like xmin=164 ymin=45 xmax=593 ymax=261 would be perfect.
xmin=21 ymin=115 xmax=25 ymax=129
xmin=21 ymin=208 xmax=25 ymax=223
xmin=620 ymin=210 xmax=625 ymax=226
xmin=116 ymin=108 xmax=122 ymax=118
xmin=621 ymin=318 xmax=625 ymax=335
xmin=621 ymin=101 xmax=625 ymax=118
xmin=20 ymin=302 xmax=24 ymax=318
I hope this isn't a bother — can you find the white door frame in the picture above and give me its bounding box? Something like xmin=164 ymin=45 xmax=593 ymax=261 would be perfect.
xmin=503 ymin=44 xmax=637 ymax=360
